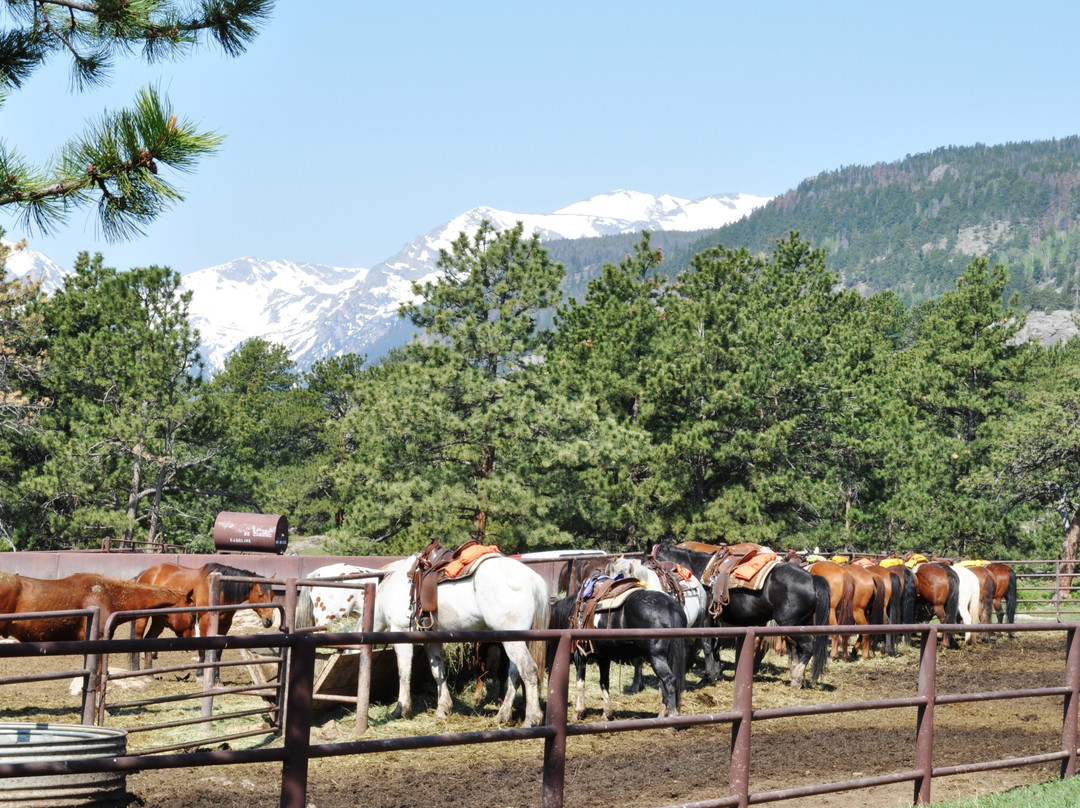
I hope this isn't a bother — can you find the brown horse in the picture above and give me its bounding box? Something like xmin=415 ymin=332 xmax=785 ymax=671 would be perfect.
xmin=0 ymin=572 xmax=193 ymax=642
xmin=132 ymin=562 xmax=276 ymax=670
xmin=807 ymin=561 xmax=856 ymax=660
xmin=966 ymin=565 xmax=997 ymax=626
xmin=862 ymin=563 xmax=903 ymax=655
xmin=912 ymin=562 xmax=961 ymax=649
xmin=984 ymin=562 xmax=1018 ymax=634
xmin=809 ymin=561 xmax=885 ymax=660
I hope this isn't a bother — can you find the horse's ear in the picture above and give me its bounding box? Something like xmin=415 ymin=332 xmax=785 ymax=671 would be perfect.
xmin=185 ymin=587 xmax=195 ymax=603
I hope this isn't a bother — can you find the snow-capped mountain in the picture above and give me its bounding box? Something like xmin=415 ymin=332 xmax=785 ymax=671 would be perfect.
xmin=7 ymin=190 xmax=772 ymax=371
xmin=2 ymin=239 xmax=67 ymax=294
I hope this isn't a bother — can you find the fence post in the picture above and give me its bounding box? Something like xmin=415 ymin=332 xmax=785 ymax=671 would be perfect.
xmin=280 ymin=634 xmax=315 ymax=808
xmin=201 ymin=572 xmax=223 ymax=718
xmin=730 ymin=628 xmax=756 ymax=808
xmin=353 ymin=582 xmax=376 ymax=737
xmin=82 ymin=607 xmax=101 ymax=725
xmin=914 ymin=626 xmax=937 ymax=805
xmin=542 ymin=633 xmax=571 ymax=808
xmin=1062 ymin=626 xmax=1080 ymax=778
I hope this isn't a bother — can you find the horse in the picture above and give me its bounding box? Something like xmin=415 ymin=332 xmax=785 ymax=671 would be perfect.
xmin=131 ymin=562 xmax=277 ymax=672
xmin=985 ymin=562 xmax=1018 ymax=632
xmin=295 ymin=562 xmax=382 ymax=630
xmin=965 ymin=565 xmax=998 ymax=627
xmin=912 ymin=562 xmax=961 ymax=649
xmin=806 ymin=560 xmax=857 ymax=661
xmin=0 ymin=572 xmax=193 ymax=643
xmin=373 ymin=553 xmax=550 ymax=727
xmin=948 ymin=563 xmax=983 ymax=644
xmin=605 ymin=555 xmax=717 ymax=685
xmin=862 ymin=563 xmax=904 ymax=655
xmin=654 ymin=545 xmax=830 ymax=689
xmin=550 ymin=582 xmax=688 ymax=721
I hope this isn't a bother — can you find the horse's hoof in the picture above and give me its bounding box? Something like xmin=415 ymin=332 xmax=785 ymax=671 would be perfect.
xmin=390 ymin=703 xmax=404 ymax=720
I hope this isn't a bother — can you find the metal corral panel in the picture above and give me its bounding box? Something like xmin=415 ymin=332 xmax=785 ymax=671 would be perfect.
xmin=0 ymin=723 xmax=127 ymax=807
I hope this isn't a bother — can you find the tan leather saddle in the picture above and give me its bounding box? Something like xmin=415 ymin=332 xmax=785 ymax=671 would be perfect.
xmin=409 ymin=538 xmax=479 ymax=629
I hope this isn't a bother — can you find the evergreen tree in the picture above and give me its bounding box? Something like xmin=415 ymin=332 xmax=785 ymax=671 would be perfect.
xmin=0 ymin=1 xmax=272 ymax=239
xmin=335 ymin=221 xmax=578 ymax=554
xmin=20 ymin=255 xmax=210 ymax=548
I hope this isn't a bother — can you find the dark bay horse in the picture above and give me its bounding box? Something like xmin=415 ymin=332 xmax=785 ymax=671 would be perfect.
xmin=550 ymin=584 xmax=688 ymax=720
xmin=655 ymin=545 xmax=830 ymax=689
xmin=132 ymin=562 xmax=276 ymax=671
xmin=0 ymin=572 xmax=193 ymax=642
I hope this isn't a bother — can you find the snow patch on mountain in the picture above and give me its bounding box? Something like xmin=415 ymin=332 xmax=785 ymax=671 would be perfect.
xmin=7 ymin=190 xmax=773 ymax=371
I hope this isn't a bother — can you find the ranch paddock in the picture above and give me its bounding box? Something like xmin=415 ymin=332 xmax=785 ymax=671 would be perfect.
xmin=0 ymin=621 xmax=1069 ymax=807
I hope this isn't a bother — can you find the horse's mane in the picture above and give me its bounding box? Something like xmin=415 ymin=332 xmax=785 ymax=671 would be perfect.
xmin=202 ymin=562 xmax=261 ymax=604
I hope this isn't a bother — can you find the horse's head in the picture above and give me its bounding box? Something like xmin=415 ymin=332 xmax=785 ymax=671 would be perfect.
xmin=250 ymin=580 xmax=277 ymax=628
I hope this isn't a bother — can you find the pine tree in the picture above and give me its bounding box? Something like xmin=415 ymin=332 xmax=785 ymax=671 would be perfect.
xmin=0 ymin=1 xmax=272 ymax=239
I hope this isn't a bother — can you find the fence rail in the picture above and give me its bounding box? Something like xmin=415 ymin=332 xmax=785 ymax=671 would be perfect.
xmin=0 ymin=620 xmax=1076 ymax=808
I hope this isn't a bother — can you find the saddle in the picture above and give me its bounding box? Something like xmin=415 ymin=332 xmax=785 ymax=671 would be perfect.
xmin=570 ymin=574 xmax=645 ymax=655
xmin=640 ymin=557 xmax=689 ymax=606
xmin=409 ymin=538 xmax=500 ymax=629
xmin=702 ymin=544 xmax=778 ymax=618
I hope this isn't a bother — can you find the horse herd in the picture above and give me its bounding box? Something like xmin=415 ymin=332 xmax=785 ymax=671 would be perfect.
xmin=0 ymin=546 xmax=1019 ymax=730
xmin=293 ymin=543 xmax=1020 ymax=729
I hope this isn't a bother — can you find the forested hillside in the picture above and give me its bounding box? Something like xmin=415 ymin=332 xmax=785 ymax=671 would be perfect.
xmin=550 ymin=138 xmax=1080 ymax=312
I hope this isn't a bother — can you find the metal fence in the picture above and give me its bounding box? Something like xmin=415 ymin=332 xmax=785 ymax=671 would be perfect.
xmin=0 ymin=619 xmax=1076 ymax=808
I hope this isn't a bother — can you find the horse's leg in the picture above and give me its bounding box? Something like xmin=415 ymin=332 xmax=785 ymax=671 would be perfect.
xmin=647 ymin=642 xmax=680 ymax=718
xmin=598 ymin=658 xmax=613 ymax=721
xmin=423 ymin=643 xmax=453 ymax=720
xmin=498 ymin=640 xmax=542 ymax=726
xmin=787 ymin=636 xmax=809 ymax=689
xmin=574 ymin=651 xmax=588 ymax=721
xmin=629 ymin=657 xmax=646 ymax=693
xmin=390 ymin=642 xmax=415 ymax=720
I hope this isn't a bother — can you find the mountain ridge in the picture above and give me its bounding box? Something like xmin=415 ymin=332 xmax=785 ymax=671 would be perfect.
xmin=6 ymin=190 xmax=771 ymax=370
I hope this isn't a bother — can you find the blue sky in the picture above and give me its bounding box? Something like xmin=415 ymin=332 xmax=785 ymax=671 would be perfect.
xmin=5 ymin=1 xmax=1080 ymax=275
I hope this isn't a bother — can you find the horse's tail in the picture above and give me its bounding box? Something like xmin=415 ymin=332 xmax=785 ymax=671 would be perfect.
xmin=979 ymin=575 xmax=995 ymax=624
xmin=836 ymin=573 xmax=856 ymax=628
xmin=1005 ymin=567 xmax=1018 ymax=624
xmin=886 ymin=572 xmax=903 ymax=625
xmin=869 ymin=575 xmax=886 ymax=627
xmin=809 ymin=574 xmax=832 ymax=685
xmin=295 ymin=586 xmax=314 ymax=629
xmin=944 ymin=566 xmax=961 ymax=625
xmin=529 ymin=587 xmax=550 ymax=691
xmin=901 ymin=567 xmax=918 ymax=646
xmin=670 ymin=629 xmax=688 ymax=712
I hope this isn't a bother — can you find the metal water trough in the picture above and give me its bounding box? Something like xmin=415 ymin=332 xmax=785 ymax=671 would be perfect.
xmin=0 ymin=723 xmax=127 ymax=807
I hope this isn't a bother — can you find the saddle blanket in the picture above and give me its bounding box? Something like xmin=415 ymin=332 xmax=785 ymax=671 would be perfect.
xmin=442 ymin=547 xmax=501 ymax=580
xmin=729 ymin=557 xmax=780 ymax=591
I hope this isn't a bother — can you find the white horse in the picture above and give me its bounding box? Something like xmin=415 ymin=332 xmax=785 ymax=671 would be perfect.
xmin=950 ymin=563 xmax=983 ymax=644
xmin=296 ymin=563 xmax=383 ymax=630
xmin=374 ymin=553 xmax=550 ymax=727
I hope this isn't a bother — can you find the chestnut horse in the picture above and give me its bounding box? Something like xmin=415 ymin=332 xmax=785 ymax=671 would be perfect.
xmin=808 ymin=561 xmax=885 ymax=660
xmin=0 ymin=572 xmax=192 ymax=642
xmin=132 ymin=562 xmax=276 ymax=670
xmin=985 ymin=562 xmax=1018 ymax=632
xmin=912 ymin=562 xmax=961 ymax=649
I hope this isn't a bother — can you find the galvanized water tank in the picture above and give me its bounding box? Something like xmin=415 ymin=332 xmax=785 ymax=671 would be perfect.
xmin=0 ymin=723 xmax=127 ymax=807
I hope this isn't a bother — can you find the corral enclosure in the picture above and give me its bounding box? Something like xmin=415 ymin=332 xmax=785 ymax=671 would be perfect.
xmin=0 ymin=550 xmax=1076 ymax=808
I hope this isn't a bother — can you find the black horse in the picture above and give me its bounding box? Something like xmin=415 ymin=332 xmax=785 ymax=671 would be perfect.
xmin=550 ymin=585 xmax=688 ymax=721
xmin=653 ymin=545 xmax=831 ymax=689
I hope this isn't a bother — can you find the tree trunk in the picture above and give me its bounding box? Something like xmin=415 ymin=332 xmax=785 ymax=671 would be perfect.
xmin=122 ymin=446 xmax=144 ymax=545
xmin=1054 ymin=505 xmax=1080 ymax=603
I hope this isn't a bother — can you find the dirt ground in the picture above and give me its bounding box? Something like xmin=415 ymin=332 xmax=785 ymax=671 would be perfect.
xmin=0 ymin=623 xmax=1071 ymax=808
